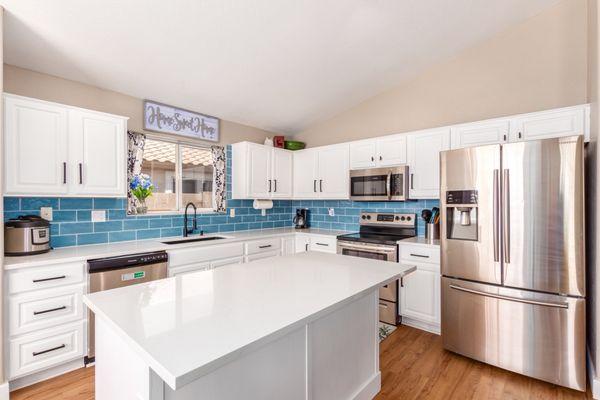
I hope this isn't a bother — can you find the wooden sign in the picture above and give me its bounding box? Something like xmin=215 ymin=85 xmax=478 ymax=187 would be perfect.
xmin=143 ymin=100 xmax=219 ymax=142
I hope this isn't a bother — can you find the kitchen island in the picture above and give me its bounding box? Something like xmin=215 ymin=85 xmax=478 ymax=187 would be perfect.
xmin=83 ymin=252 xmax=415 ymax=400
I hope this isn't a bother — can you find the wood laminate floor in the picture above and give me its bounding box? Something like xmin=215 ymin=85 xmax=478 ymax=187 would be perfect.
xmin=11 ymin=325 xmax=593 ymax=400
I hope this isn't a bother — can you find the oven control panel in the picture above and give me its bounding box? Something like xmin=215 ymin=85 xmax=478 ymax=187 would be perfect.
xmin=359 ymin=212 xmax=416 ymax=226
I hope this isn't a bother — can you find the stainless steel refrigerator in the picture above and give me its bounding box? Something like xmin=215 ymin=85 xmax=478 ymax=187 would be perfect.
xmin=440 ymin=135 xmax=586 ymax=391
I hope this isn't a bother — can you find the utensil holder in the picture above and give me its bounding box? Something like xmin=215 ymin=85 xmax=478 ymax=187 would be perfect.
xmin=426 ymin=223 xmax=440 ymax=242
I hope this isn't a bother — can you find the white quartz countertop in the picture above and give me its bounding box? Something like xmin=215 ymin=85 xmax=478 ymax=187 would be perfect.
xmin=4 ymin=228 xmax=348 ymax=269
xmin=83 ymin=252 xmax=416 ymax=390
xmin=398 ymin=236 xmax=440 ymax=247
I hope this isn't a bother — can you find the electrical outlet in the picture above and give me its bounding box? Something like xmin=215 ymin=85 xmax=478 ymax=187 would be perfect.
xmin=230 ymin=208 xmax=235 ymax=218
xmin=328 ymin=208 xmax=335 ymax=217
xmin=92 ymin=210 xmax=106 ymax=222
xmin=40 ymin=207 xmax=53 ymax=221
xmin=261 ymin=209 xmax=267 ymax=216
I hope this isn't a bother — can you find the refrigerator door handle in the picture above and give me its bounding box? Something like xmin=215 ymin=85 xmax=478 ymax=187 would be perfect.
xmin=493 ymin=169 xmax=500 ymax=262
xmin=449 ymin=284 xmax=568 ymax=309
xmin=502 ymin=169 xmax=510 ymax=264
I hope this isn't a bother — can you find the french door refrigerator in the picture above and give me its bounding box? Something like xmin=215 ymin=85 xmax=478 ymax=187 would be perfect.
xmin=440 ymin=135 xmax=585 ymax=391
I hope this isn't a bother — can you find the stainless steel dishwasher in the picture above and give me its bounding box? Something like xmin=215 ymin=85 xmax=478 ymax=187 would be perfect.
xmin=85 ymin=251 xmax=168 ymax=363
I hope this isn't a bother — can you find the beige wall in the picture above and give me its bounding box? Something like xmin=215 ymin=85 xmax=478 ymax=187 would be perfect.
xmin=293 ymin=0 xmax=589 ymax=147
xmin=3 ymin=64 xmax=278 ymax=145
xmin=588 ymin=0 xmax=600 ymax=386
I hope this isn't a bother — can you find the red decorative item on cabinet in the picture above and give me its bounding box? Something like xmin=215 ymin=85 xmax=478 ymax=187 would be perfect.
xmin=274 ymin=136 xmax=285 ymax=148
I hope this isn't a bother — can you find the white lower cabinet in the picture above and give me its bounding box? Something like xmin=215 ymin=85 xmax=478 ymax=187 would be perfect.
xmin=295 ymin=235 xmax=311 ymax=253
xmin=211 ymin=256 xmax=244 ymax=269
xmin=168 ymin=262 xmax=211 ymax=277
xmin=282 ymin=236 xmax=296 ymax=255
xmin=9 ymin=320 xmax=85 ymax=379
xmin=398 ymin=242 xmax=440 ymax=334
xmin=308 ymin=235 xmax=337 ymax=253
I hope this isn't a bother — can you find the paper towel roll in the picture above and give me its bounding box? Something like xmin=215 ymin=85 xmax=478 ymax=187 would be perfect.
xmin=253 ymin=199 xmax=273 ymax=210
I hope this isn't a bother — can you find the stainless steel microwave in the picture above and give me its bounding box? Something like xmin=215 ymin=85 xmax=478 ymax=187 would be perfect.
xmin=350 ymin=166 xmax=409 ymax=201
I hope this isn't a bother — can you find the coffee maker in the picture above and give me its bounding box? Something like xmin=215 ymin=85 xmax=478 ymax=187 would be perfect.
xmin=293 ymin=209 xmax=309 ymax=229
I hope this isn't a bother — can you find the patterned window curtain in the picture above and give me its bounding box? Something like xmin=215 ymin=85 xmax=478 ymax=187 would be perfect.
xmin=127 ymin=131 xmax=147 ymax=214
xmin=211 ymin=145 xmax=226 ymax=212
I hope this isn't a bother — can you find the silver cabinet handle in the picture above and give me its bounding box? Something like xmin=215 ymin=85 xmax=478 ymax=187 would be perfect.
xmin=502 ymin=169 xmax=510 ymax=264
xmin=518 ymin=131 xmax=522 ymax=139
xmin=319 ymin=179 xmax=323 ymax=192
xmin=449 ymin=284 xmax=568 ymax=309
xmin=379 ymin=155 xmax=383 ymax=161
xmin=371 ymin=156 xmax=374 ymax=162
xmin=79 ymin=163 xmax=83 ymax=184
xmin=379 ymin=302 xmax=388 ymax=309
xmin=313 ymin=180 xmax=317 ymax=192
xmin=274 ymin=179 xmax=277 ymax=193
xmin=258 ymin=244 xmax=272 ymax=249
xmin=493 ymin=169 xmax=500 ymax=262
xmin=33 ymin=275 xmax=66 ymax=283
xmin=268 ymin=180 xmax=272 ymax=193
xmin=315 ymin=242 xmax=329 ymax=246
xmin=63 ymin=162 xmax=67 ymax=184
xmin=33 ymin=344 xmax=66 ymax=357
xmin=34 ymin=306 xmax=67 ymax=316
xmin=410 ymin=173 xmax=414 ymax=190
xmin=409 ymin=253 xmax=429 ymax=258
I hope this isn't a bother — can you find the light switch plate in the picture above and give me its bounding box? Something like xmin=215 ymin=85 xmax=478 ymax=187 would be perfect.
xmin=40 ymin=207 xmax=53 ymax=221
xmin=92 ymin=210 xmax=106 ymax=222
xmin=328 ymin=208 xmax=335 ymax=217
xmin=230 ymin=209 xmax=235 ymax=218
xmin=261 ymin=209 xmax=267 ymax=216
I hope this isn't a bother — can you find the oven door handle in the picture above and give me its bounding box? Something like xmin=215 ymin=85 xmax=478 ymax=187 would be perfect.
xmin=337 ymin=241 xmax=397 ymax=253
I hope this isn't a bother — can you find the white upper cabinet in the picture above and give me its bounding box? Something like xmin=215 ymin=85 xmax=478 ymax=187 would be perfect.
xmin=376 ymin=135 xmax=407 ymax=167
xmin=293 ymin=144 xmax=349 ymax=199
xmin=349 ymin=140 xmax=377 ymax=169
xmin=69 ymin=109 xmax=126 ymax=196
xmin=271 ymin=148 xmax=293 ymax=198
xmin=4 ymin=95 xmax=70 ymax=195
xmin=292 ymin=149 xmax=318 ymax=198
xmin=316 ymin=144 xmax=349 ymax=198
xmin=349 ymin=135 xmax=406 ymax=169
xmin=231 ymin=142 xmax=293 ymax=199
xmin=406 ymin=128 xmax=450 ymax=199
xmin=450 ymin=119 xmax=510 ymax=149
xmin=4 ymin=94 xmax=127 ymax=197
xmin=511 ymin=105 xmax=587 ymax=142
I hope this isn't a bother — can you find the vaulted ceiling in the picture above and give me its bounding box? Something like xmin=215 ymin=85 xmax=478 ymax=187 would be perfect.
xmin=2 ymin=0 xmax=561 ymax=133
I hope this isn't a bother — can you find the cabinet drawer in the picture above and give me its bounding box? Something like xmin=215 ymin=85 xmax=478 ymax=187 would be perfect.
xmin=399 ymin=244 xmax=440 ymax=264
xmin=9 ymin=320 xmax=85 ymax=379
xmin=9 ymin=284 xmax=85 ymax=337
xmin=379 ymin=299 xmax=397 ymax=325
xmin=309 ymin=236 xmax=337 ymax=253
xmin=379 ymin=280 xmax=397 ymax=302
xmin=245 ymin=238 xmax=281 ymax=255
xmin=8 ymin=262 xmax=85 ymax=295
xmin=168 ymin=243 xmax=244 ymax=267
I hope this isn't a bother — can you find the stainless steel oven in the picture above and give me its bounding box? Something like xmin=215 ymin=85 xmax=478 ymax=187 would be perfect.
xmin=350 ymin=166 xmax=409 ymax=201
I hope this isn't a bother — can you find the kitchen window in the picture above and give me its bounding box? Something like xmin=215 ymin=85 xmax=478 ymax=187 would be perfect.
xmin=137 ymin=138 xmax=216 ymax=213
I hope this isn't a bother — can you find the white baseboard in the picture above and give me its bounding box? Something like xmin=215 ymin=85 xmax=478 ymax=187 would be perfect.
xmin=588 ymin=347 xmax=600 ymax=399
xmin=400 ymin=317 xmax=441 ymax=335
xmin=9 ymin=358 xmax=85 ymax=391
xmin=0 ymin=382 xmax=8 ymax=400
xmin=351 ymin=372 xmax=381 ymax=400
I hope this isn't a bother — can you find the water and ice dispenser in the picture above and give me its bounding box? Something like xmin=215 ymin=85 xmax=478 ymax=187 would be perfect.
xmin=445 ymin=190 xmax=478 ymax=241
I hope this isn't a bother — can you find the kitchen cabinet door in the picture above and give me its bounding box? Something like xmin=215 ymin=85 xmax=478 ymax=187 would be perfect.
xmin=400 ymin=262 xmax=440 ymax=325
xmin=316 ymin=144 xmax=349 ymax=199
xmin=4 ymin=94 xmax=70 ymax=195
xmin=512 ymin=106 xmax=586 ymax=142
xmin=69 ymin=109 xmax=127 ymax=196
xmin=247 ymin=144 xmax=272 ymax=198
xmin=406 ymin=128 xmax=450 ymax=199
xmin=282 ymin=237 xmax=296 ymax=255
xmin=376 ymin=135 xmax=407 ymax=167
xmin=293 ymin=149 xmax=318 ymax=199
xmin=349 ymin=140 xmax=377 ymax=169
xmin=271 ymin=148 xmax=293 ymax=198
xmin=295 ymin=235 xmax=310 ymax=252
xmin=450 ymin=119 xmax=509 ymax=149
xmin=168 ymin=262 xmax=211 ymax=277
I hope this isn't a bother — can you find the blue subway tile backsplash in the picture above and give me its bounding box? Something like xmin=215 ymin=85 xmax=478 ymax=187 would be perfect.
xmin=3 ymin=145 xmax=438 ymax=248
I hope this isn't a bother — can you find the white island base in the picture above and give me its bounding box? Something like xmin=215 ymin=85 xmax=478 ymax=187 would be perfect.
xmin=96 ymin=290 xmax=380 ymax=400
xmin=85 ymin=253 xmax=415 ymax=400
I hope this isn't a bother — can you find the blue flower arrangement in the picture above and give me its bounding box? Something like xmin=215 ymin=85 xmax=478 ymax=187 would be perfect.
xmin=130 ymin=174 xmax=154 ymax=213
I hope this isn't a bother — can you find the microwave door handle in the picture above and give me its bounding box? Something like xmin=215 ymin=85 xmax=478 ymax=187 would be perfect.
xmin=386 ymin=171 xmax=392 ymax=200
